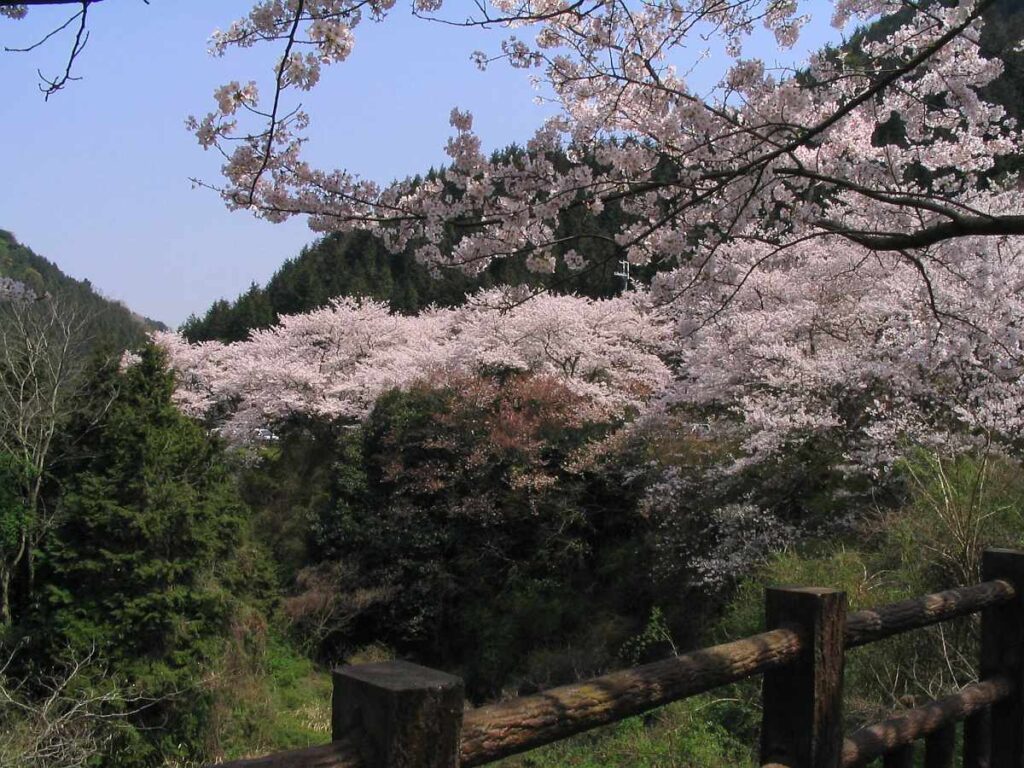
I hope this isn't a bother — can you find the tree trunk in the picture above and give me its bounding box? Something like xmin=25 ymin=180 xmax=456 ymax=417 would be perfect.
xmin=24 ymin=478 xmax=42 ymax=599
xmin=0 ymin=567 xmax=10 ymax=626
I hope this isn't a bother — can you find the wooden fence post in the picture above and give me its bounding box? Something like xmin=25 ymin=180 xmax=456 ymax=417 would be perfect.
xmin=332 ymin=660 xmax=464 ymax=768
xmin=884 ymin=743 xmax=915 ymax=768
xmin=760 ymin=586 xmax=846 ymax=768
xmin=963 ymin=710 xmax=991 ymax=768
xmin=980 ymin=548 xmax=1024 ymax=767
xmin=924 ymin=722 xmax=956 ymax=768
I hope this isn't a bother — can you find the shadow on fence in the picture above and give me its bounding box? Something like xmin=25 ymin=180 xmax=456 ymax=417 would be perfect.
xmin=210 ymin=547 xmax=1024 ymax=768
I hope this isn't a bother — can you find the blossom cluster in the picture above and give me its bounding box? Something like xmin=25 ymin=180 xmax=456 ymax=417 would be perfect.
xmin=155 ymin=288 xmax=671 ymax=442
xmin=0 ymin=277 xmax=37 ymax=303
xmin=191 ymin=1 xmax=1019 ymax=283
xmin=663 ymin=226 xmax=1024 ymax=468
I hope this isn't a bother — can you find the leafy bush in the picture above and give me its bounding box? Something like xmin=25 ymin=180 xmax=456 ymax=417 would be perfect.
xmin=204 ymin=626 xmax=333 ymax=763
xmin=288 ymin=372 xmax=657 ymax=698
xmin=885 ymin=447 xmax=1024 ymax=590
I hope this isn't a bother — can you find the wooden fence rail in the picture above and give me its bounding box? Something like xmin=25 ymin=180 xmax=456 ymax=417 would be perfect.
xmin=213 ymin=547 xmax=1024 ymax=768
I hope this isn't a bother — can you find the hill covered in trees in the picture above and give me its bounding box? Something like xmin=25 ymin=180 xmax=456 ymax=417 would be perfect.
xmin=179 ymin=149 xmax=655 ymax=342
xmin=0 ymin=229 xmax=165 ymax=350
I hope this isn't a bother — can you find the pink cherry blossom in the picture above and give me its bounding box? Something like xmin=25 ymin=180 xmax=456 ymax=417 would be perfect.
xmin=156 ymin=289 xmax=671 ymax=442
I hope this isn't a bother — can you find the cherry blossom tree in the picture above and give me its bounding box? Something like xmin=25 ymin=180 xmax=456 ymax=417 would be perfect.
xmin=177 ymin=0 xmax=1023 ymax=464
xmin=658 ymin=222 xmax=1024 ymax=466
xmin=7 ymin=0 xmax=1024 ymax=471
xmin=7 ymin=1 xmax=1019 ymax=259
xmin=154 ymin=288 xmax=671 ymax=441
xmin=173 ymin=1 xmax=1022 ymax=265
xmin=0 ymin=1 xmax=100 ymax=99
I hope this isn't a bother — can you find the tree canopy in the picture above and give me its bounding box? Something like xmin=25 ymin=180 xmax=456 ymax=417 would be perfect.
xmin=3 ymin=5 xmax=1024 ymax=766
xmin=80 ymin=0 xmax=1019 ymax=473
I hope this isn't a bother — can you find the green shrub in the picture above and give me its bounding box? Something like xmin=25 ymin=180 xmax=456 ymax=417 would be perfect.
xmin=713 ymin=448 xmax=1024 ymax=733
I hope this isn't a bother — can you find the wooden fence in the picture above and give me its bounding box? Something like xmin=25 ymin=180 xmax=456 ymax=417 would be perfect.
xmin=213 ymin=547 xmax=1024 ymax=768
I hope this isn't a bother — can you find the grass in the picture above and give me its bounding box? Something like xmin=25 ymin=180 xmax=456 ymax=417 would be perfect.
xmin=208 ymin=631 xmax=333 ymax=762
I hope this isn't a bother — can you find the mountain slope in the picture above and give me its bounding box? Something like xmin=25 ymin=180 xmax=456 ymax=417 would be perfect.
xmin=0 ymin=229 xmax=165 ymax=351
xmin=180 ymin=177 xmax=642 ymax=343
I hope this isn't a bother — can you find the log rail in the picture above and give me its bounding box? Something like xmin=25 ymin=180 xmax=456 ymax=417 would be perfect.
xmin=212 ymin=548 xmax=1024 ymax=768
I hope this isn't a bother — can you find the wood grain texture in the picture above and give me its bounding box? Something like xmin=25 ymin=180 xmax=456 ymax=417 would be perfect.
xmin=459 ymin=627 xmax=803 ymax=766
xmin=883 ymin=743 xmax=914 ymax=768
xmin=332 ymin=661 xmax=464 ymax=768
xmin=208 ymin=738 xmax=363 ymax=768
xmin=760 ymin=587 xmax=846 ymax=768
xmin=845 ymin=580 xmax=1016 ymax=648
xmin=980 ymin=549 xmax=1024 ymax=766
xmin=924 ymin=722 xmax=956 ymax=768
xmin=962 ymin=709 xmax=991 ymax=768
xmin=840 ymin=677 xmax=1012 ymax=768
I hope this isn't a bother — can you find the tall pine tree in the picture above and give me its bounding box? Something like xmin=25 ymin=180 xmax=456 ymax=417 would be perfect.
xmin=41 ymin=346 xmax=263 ymax=766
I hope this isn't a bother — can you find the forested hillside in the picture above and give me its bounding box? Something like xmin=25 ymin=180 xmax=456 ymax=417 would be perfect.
xmin=0 ymin=230 xmax=165 ymax=348
xmin=0 ymin=235 xmax=275 ymax=767
xmin=180 ymin=151 xmax=652 ymax=342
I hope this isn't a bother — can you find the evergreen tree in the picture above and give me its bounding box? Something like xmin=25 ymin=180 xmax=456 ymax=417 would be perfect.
xmin=40 ymin=346 xmax=261 ymax=766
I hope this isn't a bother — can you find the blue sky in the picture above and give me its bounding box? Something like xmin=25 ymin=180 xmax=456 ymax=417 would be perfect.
xmin=0 ymin=1 xmax=845 ymax=327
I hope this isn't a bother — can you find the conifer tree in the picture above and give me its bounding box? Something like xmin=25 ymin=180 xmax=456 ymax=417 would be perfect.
xmin=43 ymin=345 xmax=258 ymax=766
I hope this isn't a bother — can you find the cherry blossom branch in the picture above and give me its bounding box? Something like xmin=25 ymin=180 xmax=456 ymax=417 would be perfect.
xmin=821 ymin=215 xmax=1024 ymax=251
xmin=3 ymin=4 xmax=81 ymax=51
xmin=37 ymin=0 xmax=88 ymax=99
xmin=241 ymin=0 xmax=305 ymax=206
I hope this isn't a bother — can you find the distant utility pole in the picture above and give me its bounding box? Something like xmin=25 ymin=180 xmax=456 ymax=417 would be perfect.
xmin=614 ymin=259 xmax=633 ymax=293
